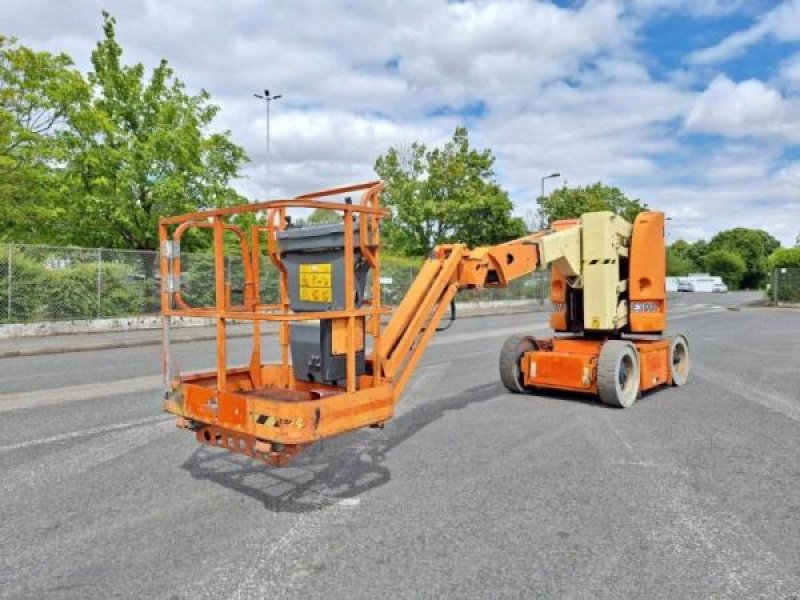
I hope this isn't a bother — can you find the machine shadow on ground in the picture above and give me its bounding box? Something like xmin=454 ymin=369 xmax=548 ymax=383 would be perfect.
xmin=181 ymin=382 xmax=506 ymax=513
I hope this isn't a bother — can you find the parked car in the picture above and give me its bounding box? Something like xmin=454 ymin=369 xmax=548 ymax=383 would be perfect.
xmin=712 ymin=282 xmax=728 ymax=293
xmin=677 ymin=281 xmax=695 ymax=292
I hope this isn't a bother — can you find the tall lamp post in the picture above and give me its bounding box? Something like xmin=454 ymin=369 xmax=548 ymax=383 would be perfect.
xmin=253 ymin=89 xmax=282 ymax=196
xmin=539 ymin=172 xmax=560 ymax=228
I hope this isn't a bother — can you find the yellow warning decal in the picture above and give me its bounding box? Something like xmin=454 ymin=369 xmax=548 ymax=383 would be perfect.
xmin=299 ymin=263 xmax=332 ymax=303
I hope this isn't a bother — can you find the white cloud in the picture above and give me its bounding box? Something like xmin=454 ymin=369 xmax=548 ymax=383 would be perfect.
xmin=1 ymin=0 xmax=799 ymax=245
xmin=685 ymin=75 xmax=800 ymax=142
xmin=628 ymin=0 xmax=750 ymax=18
xmin=689 ymin=0 xmax=800 ymax=65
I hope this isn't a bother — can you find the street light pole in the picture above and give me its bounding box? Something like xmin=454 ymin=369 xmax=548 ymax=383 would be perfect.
xmin=254 ymin=89 xmax=282 ymax=196
xmin=539 ymin=172 xmax=561 ymax=229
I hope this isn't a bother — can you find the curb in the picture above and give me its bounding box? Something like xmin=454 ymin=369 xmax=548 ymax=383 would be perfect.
xmin=0 ymin=304 xmax=548 ymax=360
xmin=0 ymin=330 xmax=259 ymax=359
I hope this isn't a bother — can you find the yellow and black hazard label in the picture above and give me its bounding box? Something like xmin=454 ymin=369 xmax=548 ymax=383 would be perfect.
xmin=298 ymin=263 xmax=332 ymax=303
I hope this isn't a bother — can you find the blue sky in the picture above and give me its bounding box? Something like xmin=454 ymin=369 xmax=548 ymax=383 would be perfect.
xmin=2 ymin=0 xmax=799 ymax=244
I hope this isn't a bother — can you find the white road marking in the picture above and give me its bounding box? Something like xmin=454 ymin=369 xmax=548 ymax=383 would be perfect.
xmin=0 ymin=375 xmax=162 ymax=413
xmin=670 ymin=308 xmax=726 ymax=321
xmin=0 ymin=414 xmax=171 ymax=452
xmin=595 ymin=414 xmax=790 ymax=596
xmin=431 ymin=323 xmax=549 ymax=346
xmin=2 ymin=419 xmax=175 ymax=492
xmin=695 ymin=365 xmax=800 ymax=423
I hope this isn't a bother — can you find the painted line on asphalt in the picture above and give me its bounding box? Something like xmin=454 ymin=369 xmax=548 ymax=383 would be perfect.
xmin=3 ymin=419 xmax=176 ymax=493
xmin=0 ymin=413 xmax=171 ymax=452
xmin=670 ymin=308 xmax=726 ymax=321
xmin=431 ymin=322 xmax=549 ymax=346
xmin=694 ymin=366 xmax=800 ymax=423
xmin=594 ymin=412 xmax=791 ymax=596
xmin=0 ymin=375 xmax=162 ymax=413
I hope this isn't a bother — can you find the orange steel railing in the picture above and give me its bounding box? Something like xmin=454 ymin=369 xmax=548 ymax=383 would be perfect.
xmin=160 ymin=180 xmax=545 ymax=466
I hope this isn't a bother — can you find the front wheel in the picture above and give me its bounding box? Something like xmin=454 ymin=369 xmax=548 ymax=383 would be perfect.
xmin=597 ymin=341 xmax=640 ymax=408
xmin=499 ymin=335 xmax=537 ymax=393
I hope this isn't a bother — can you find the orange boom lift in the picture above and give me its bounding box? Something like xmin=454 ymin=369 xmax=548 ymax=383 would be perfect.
xmin=160 ymin=181 xmax=690 ymax=466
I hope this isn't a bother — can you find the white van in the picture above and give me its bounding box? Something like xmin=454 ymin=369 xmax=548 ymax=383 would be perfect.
xmin=677 ymin=273 xmax=727 ymax=293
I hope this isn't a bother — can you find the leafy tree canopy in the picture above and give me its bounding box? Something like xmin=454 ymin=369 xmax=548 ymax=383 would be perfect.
xmin=375 ymin=127 xmax=526 ymax=255
xmin=537 ymin=182 xmax=647 ymax=226
xmin=704 ymin=249 xmax=746 ymax=289
xmin=0 ymin=13 xmax=248 ymax=250
xmin=0 ymin=36 xmax=88 ymax=242
xmin=707 ymin=227 xmax=780 ymax=288
xmin=767 ymin=247 xmax=800 ymax=269
xmin=306 ymin=208 xmax=340 ymax=225
xmin=666 ymin=246 xmax=695 ymax=276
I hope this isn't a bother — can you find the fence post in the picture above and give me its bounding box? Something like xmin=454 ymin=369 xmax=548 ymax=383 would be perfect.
xmin=6 ymin=244 xmax=12 ymax=322
xmin=773 ymin=268 xmax=778 ymax=307
xmin=96 ymin=248 xmax=103 ymax=317
xmin=540 ymin=272 xmax=545 ymax=305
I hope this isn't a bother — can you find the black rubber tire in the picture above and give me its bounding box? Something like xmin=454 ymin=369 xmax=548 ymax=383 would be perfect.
xmin=669 ymin=333 xmax=691 ymax=386
xmin=499 ymin=335 xmax=537 ymax=393
xmin=597 ymin=340 xmax=640 ymax=408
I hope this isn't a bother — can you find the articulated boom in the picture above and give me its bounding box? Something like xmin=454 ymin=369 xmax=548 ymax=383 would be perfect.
xmin=160 ymin=181 xmax=689 ymax=467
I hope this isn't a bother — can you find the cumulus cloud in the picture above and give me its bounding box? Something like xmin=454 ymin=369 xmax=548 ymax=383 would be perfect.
xmin=685 ymin=75 xmax=800 ymax=142
xmin=689 ymin=0 xmax=800 ymax=65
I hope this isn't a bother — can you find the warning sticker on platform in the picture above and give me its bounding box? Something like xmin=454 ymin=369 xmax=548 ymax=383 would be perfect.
xmin=299 ymin=263 xmax=332 ymax=303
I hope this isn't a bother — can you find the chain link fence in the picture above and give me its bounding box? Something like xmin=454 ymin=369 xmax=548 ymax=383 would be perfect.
xmin=0 ymin=243 xmax=549 ymax=325
xmin=772 ymin=267 xmax=800 ymax=305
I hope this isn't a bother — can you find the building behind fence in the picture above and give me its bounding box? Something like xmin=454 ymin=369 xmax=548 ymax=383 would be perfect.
xmin=1 ymin=243 xmax=550 ymax=324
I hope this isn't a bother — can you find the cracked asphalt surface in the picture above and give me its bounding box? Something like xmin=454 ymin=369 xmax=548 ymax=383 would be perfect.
xmin=1 ymin=292 xmax=798 ymax=599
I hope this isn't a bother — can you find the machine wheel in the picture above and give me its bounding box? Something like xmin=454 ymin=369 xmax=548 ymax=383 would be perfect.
xmin=597 ymin=341 xmax=640 ymax=408
xmin=669 ymin=333 xmax=691 ymax=386
xmin=499 ymin=335 xmax=537 ymax=393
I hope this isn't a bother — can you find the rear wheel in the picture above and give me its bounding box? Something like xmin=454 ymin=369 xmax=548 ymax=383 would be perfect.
xmin=669 ymin=333 xmax=690 ymax=386
xmin=499 ymin=335 xmax=537 ymax=393
xmin=597 ymin=341 xmax=640 ymax=408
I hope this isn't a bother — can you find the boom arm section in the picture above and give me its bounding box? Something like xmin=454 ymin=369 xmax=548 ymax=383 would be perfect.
xmin=380 ymin=226 xmax=581 ymax=396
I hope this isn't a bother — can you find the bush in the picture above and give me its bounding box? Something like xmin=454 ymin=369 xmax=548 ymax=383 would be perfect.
xmin=0 ymin=248 xmax=48 ymax=322
xmin=704 ymin=249 xmax=746 ymax=289
xmin=767 ymin=247 xmax=800 ymax=270
xmin=767 ymin=248 xmax=800 ymax=302
xmin=0 ymin=248 xmax=141 ymax=323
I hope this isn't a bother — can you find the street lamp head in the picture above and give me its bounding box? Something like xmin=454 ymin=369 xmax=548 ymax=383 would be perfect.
xmin=550 ymin=172 xmax=560 ymax=178
xmin=264 ymin=89 xmax=269 ymax=97
xmin=253 ymin=93 xmax=263 ymax=99
xmin=273 ymin=94 xmax=282 ymax=100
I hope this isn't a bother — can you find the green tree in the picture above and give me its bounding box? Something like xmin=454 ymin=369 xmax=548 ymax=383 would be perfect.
xmin=538 ymin=182 xmax=647 ymax=226
xmin=306 ymin=208 xmax=340 ymax=225
xmin=707 ymin=228 xmax=780 ymax=289
xmin=375 ymin=127 xmax=526 ymax=255
xmin=704 ymin=249 xmax=746 ymax=289
xmin=59 ymin=13 xmax=247 ymax=250
xmin=767 ymin=247 xmax=800 ymax=269
xmin=0 ymin=36 xmax=89 ymax=243
xmin=666 ymin=246 xmax=694 ymax=276
xmin=685 ymin=239 xmax=708 ymax=271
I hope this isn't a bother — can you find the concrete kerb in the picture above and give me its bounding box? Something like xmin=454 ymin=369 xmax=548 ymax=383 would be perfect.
xmin=0 ymin=301 xmax=551 ymax=359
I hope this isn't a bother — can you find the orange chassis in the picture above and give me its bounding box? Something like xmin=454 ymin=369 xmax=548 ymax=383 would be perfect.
xmin=520 ymin=337 xmax=672 ymax=394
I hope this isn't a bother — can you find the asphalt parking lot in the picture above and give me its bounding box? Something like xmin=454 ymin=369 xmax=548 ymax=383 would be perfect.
xmin=1 ymin=292 xmax=798 ymax=599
